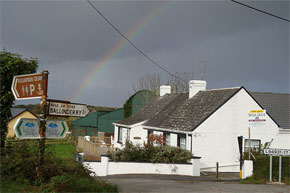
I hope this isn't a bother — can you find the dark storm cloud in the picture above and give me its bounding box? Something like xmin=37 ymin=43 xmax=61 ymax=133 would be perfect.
xmin=1 ymin=0 xmax=289 ymax=107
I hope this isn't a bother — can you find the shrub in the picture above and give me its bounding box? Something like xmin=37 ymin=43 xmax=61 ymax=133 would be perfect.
xmin=0 ymin=141 xmax=38 ymax=183
xmin=109 ymin=141 xmax=192 ymax=164
xmin=251 ymin=154 xmax=290 ymax=182
xmin=43 ymin=174 xmax=118 ymax=193
xmin=1 ymin=141 xmax=119 ymax=192
xmin=241 ymin=150 xmax=290 ymax=184
xmin=152 ymin=146 xmax=192 ymax=164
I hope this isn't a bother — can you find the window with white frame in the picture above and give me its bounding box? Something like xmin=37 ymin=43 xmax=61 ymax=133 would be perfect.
xmin=244 ymin=139 xmax=261 ymax=153
xmin=177 ymin=134 xmax=186 ymax=149
xmin=118 ymin=127 xmax=123 ymax=143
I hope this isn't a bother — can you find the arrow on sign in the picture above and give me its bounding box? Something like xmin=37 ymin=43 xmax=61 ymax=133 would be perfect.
xmin=11 ymin=73 xmax=43 ymax=100
xmin=14 ymin=118 xmax=41 ymax=139
xmin=48 ymin=101 xmax=90 ymax=117
xmin=45 ymin=120 xmax=69 ymax=139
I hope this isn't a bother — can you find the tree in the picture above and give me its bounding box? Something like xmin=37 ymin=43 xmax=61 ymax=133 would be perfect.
xmin=0 ymin=50 xmax=38 ymax=148
xmin=132 ymin=72 xmax=194 ymax=95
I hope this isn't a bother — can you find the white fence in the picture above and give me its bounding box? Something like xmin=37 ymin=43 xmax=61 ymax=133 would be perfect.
xmin=84 ymin=155 xmax=201 ymax=177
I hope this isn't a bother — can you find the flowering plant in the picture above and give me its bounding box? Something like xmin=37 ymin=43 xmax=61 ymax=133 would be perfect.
xmin=147 ymin=134 xmax=166 ymax=146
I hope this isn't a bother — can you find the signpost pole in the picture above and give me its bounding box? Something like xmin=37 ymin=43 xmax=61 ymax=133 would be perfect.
xmin=36 ymin=70 xmax=48 ymax=178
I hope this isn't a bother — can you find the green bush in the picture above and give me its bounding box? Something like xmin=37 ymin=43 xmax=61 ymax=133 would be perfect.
xmin=0 ymin=141 xmax=38 ymax=183
xmin=0 ymin=141 xmax=118 ymax=192
xmin=252 ymin=154 xmax=290 ymax=182
xmin=241 ymin=153 xmax=290 ymax=184
xmin=43 ymin=174 xmax=118 ymax=193
xmin=109 ymin=141 xmax=192 ymax=164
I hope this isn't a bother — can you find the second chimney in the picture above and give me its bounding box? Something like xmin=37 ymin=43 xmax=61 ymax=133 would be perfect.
xmin=160 ymin=85 xmax=171 ymax=96
xmin=189 ymin=80 xmax=207 ymax=99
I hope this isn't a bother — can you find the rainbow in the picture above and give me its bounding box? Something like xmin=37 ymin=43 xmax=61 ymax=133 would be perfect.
xmin=70 ymin=1 xmax=173 ymax=103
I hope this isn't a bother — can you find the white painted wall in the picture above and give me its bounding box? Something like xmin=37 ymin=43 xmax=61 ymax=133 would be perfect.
xmin=113 ymin=125 xmax=126 ymax=149
xmin=84 ymin=156 xmax=201 ymax=177
xmin=191 ymin=88 xmax=285 ymax=172
xmin=271 ymin=131 xmax=290 ymax=148
xmin=108 ymin=162 xmax=193 ymax=176
xmin=114 ymin=122 xmax=148 ymax=149
xmin=129 ymin=123 xmax=148 ymax=146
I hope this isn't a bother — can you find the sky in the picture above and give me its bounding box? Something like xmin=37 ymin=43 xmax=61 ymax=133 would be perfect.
xmin=1 ymin=0 xmax=289 ymax=107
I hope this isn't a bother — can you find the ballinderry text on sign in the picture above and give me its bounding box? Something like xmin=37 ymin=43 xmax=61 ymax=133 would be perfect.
xmin=48 ymin=101 xmax=90 ymax=117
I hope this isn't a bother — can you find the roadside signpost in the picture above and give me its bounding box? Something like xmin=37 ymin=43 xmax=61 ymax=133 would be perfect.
xmin=264 ymin=148 xmax=290 ymax=182
xmin=14 ymin=118 xmax=41 ymax=139
xmin=11 ymin=71 xmax=90 ymax=178
xmin=11 ymin=73 xmax=43 ymax=100
xmin=264 ymin=148 xmax=290 ymax=156
xmin=247 ymin=109 xmax=266 ymax=160
xmin=48 ymin=101 xmax=90 ymax=117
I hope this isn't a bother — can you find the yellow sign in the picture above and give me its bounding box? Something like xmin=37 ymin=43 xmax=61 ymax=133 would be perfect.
xmin=249 ymin=110 xmax=265 ymax=113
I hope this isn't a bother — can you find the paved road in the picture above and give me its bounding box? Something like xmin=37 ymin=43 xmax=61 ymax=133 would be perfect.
xmin=102 ymin=174 xmax=289 ymax=193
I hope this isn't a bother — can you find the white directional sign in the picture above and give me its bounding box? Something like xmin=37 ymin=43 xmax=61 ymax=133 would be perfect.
xmin=264 ymin=148 xmax=290 ymax=156
xmin=48 ymin=101 xmax=90 ymax=117
xmin=248 ymin=110 xmax=266 ymax=127
xmin=14 ymin=118 xmax=41 ymax=139
xmin=45 ymin=120 xmax=69 ymax=139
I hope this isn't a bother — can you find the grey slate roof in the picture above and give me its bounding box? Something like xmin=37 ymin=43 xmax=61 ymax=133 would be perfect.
xmin=10 ymin=108 xmax=26 ymax=118
xmin=249 ymin=92 xmax=290 ymax=129
xmin=144 ymin=88 xmax=241 ymax=131
xmin=116 ymin=87 xmax=290 ymax=131
xmin=116 ymin=94 xmax=180 ymax=125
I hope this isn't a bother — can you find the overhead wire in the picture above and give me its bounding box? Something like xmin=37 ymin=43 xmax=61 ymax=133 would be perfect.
xmin=86 ymin=0 xmax=187 ymax=83
xmin=230 ymin=0 xmax=290 ymax=22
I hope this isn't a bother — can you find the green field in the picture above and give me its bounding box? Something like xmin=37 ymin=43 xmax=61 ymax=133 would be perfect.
xmin=46 ymin=142 xmax=76 ymax=159
xmin=6 ymin=139 xmax=77 ymax=159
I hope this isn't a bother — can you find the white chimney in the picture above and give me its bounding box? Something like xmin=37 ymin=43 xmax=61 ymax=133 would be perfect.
xmin=160 ymin=85 xmax=171 ymax=96
xmin=189 ymin=80 xmax=207 ymax=98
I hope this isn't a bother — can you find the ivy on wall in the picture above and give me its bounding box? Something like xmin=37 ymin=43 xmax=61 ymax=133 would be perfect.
xmin=123 ymin=95 xmax=134 ymax=118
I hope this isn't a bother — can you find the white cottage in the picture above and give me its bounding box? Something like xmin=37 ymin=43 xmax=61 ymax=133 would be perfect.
xmin=113 ymin=80 xmax=290 ymax=172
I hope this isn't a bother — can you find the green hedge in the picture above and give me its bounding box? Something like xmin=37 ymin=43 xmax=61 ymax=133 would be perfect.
xmin=109 ymin=141 xmax=192 ymax=164
xmin=252 ymin=155 xmax=290 ymax=182
xmin=241 ymin=153 xmax=290 ymax=184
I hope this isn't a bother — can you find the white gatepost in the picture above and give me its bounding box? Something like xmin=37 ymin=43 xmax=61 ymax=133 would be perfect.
xmin=242 ymin=160 xmax=253 ymax=179
xmin=191 ymin=156 xmax=201 ymax=176
xmin=100 ymin=155 xmax=109 ymax=176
